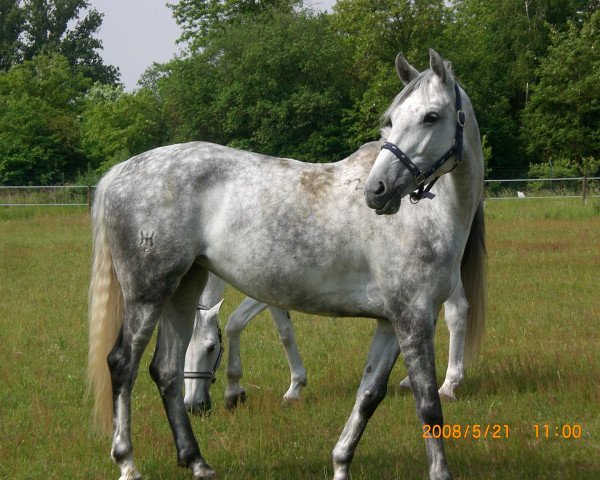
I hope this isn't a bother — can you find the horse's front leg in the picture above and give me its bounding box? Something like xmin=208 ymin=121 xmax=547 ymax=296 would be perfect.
xmin=269 ymin=307 xmax=307 ymax=402
xmin=399 ymin=284 xmax=468 ymax=403
xmin=395 ymin=307 xmax=452 ymax=480
xmin=224 ymin=297 xmax=269 ymax=408
xmin=332 ymin=320 xmax=400 ymax=480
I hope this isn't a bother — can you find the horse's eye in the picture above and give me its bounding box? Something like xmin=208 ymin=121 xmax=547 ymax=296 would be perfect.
xmin=423 ymin=112 xmax=439 ymax=124
xmin=207 ymin=344 xmax=216 ymax=353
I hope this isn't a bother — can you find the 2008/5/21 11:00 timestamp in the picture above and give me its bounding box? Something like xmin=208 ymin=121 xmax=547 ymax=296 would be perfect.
xmin=422 ymin=423 xmax=584 ymax=440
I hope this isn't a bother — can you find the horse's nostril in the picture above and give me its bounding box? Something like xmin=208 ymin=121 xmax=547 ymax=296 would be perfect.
xmin=374 ymin=181 xmax=386 ymax=196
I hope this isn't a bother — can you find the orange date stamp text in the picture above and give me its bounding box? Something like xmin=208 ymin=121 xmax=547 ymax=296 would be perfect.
xmin=422 ymin=423 xmax=510 ymax=440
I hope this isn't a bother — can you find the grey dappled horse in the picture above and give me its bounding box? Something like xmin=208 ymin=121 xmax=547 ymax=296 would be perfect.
xmin=88 ymin=50 xmax=485 ymax=480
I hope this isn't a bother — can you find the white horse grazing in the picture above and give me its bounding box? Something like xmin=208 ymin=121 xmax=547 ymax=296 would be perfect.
xmin=183 ymin=273 xmax=307 ymax=413
xmin=88 ymin=50 xmax=485 ymax=480
xmin=185 ymin=249 xmax=480 ymax=414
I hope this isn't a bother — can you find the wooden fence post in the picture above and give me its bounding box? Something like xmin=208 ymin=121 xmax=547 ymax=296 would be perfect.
xmin=87 ymin=185 xmax=92 ymax=212
xmin=582 ymin=176 xmax=588 ymax=205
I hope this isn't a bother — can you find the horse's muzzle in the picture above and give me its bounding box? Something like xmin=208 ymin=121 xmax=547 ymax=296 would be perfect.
xmin=185 ymin=399 xmax=212 ymax=415
xmin=364 ymin=182 xmax=403 ymax=215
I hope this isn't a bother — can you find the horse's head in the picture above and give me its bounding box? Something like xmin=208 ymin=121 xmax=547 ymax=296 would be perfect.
xmin=183 ymin=299 xmax=224 ymax=414
xmin=365 ymin=49 xmax=466 ymax=214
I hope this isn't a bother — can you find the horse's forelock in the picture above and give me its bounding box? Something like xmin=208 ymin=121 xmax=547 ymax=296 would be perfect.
xmin=380 ymin=71 xmax=431 ymax=125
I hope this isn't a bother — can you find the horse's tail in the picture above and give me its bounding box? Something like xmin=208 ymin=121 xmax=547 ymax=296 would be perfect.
xmin=461 ymin=199 xmax=486 ymax=365
xmin=87 ymin=170 xmax=124 ymax=435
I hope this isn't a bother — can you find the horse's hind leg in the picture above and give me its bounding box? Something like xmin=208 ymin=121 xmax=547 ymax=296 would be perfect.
xmin=269 ymin=307 xmax=307 ymax=402
xmin=332 ymin=320 xmax=400 ymax=480
xmin=148 ymin=265 xmax=216 ymax=479
xmin=108 ymin=301 xmax=164 ymax=480
xmin=438 ymin=281 xmax=469 ymax=402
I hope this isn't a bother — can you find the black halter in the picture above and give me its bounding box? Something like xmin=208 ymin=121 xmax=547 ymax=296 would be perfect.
xmin=380 ymin=82 xmax=465 ymax=204
xmin=184 ymin=307 xmax=224 ymax=384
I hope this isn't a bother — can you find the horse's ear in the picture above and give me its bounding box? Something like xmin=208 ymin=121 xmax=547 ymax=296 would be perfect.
xmin=395 ymin=53 xmax=419 ymax=85
xmin=207 ymin=299 xmax=224 ymax=317
xmin=429 ymin=48 xmax=447 ymax=83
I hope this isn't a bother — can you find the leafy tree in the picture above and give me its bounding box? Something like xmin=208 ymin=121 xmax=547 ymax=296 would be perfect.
xmin=444 ymin=0 xmax=596 ymax=176
xmin=331 ymin=0 xmax=448 ymax=146
xmin=522 ymin=10 xmax=600 ymax=175
xmin=0 ymin=53 xmax=89 ymax=184
xmin=157 ymin=10 xmax=355 ymax=162
xmin=151 ymin=56 xmax=224 ymax=145
xmin=0 ymin=0 xmax=24 ymax=71
xmin=0 ymin=0 xmax=118 ymax=83
xmin=21 ymin=0 xmax=118 ymax=83
xmin=169 ymin=0 xmax=302 ymax=51
xmin=79 ymin=84 xmax=167 ymax=173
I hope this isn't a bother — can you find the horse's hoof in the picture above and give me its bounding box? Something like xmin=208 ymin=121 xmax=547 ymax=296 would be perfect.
xmin=193 ymin=470 xmax=217 ymax=480
xmin=282 ymin=396 xmax=300 ymax=403
xmin=282 ymin=396 xmax=301 ymax=408
xmin=118 ymin=471 xmax=142 ymax=480
xmin=192 ymin=460 xmax=217 ymax=479
xmin=438 ymin=390 xmax=458 ymax=403
xmin=224 ymin=390 xmax=247 ymax=410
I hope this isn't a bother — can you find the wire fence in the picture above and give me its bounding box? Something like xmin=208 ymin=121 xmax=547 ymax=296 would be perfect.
xmin=0 ymin=177 xmax=599 ymax=207
xmin=483 ymin=176 xmax=600 ymax=201
xmin=0 ymin=185 xmax=93 ymax=207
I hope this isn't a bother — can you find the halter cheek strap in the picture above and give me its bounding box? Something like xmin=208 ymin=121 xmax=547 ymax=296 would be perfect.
xmin=381 ymin=82 xmax=465 ymax=204
xmin=184 ymin=307 xmax=224 ymax=384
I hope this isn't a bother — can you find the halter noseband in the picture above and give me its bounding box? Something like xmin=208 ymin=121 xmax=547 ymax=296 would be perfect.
xmin=184 ymin=306 xmax=224 ymax=384
xmin=381 ymin=82 xmax=465 ymax=204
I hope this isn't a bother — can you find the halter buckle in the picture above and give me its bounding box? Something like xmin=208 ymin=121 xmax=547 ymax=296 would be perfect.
xmin=457 ymin=110 xmax=466 ymax=127
xmin=415 ymin=172 xmax=426 ymax=186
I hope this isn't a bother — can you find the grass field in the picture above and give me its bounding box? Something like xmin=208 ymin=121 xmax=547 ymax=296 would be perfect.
xmin=1 ymin=199 xmax=599 ymax=480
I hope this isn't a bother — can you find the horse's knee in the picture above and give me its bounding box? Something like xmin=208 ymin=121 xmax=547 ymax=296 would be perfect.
xmin=225 ymin=314 xmax=245 ymax=337
xmin=149 ymin=359 xmax=179 ymax=397
xmin=277 ymin=325 xmax=295 ymax=347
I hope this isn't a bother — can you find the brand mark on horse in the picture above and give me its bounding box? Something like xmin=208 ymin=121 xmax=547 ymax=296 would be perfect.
xmin=140 ymin=230 xmax=154 ymax=249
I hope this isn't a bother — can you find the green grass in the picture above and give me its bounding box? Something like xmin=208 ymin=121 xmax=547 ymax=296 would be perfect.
xmin=1 ymin=199 xmax=599 ymax=479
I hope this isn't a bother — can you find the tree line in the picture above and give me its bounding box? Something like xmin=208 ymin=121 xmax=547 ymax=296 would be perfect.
xmin=0 ymin=0 xmax=598 ymax=185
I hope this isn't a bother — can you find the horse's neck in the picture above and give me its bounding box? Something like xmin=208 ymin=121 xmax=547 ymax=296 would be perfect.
xmin=342 ymin=141 xmax=382 ymax=172
xmin=437 ymin=140 xmax=484 ymax=235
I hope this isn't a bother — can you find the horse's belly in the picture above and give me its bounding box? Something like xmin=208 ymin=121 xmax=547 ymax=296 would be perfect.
xmin=201 ymin=244 xmax=382 ymax=318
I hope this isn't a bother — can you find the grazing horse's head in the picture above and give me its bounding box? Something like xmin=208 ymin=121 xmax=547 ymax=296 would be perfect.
xmin=183 ymin=300 xmax=224 ymax=414
xmin=365 ymin=49 xmax=465 ymax=215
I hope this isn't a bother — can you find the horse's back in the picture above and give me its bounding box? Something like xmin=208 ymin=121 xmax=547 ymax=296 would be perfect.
xmin=94 ymin=141 xmax=383 ymax=314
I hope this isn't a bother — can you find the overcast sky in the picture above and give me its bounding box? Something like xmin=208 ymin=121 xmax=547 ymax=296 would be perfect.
xmin=93 ymin=1 xmax=335 ymax=91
